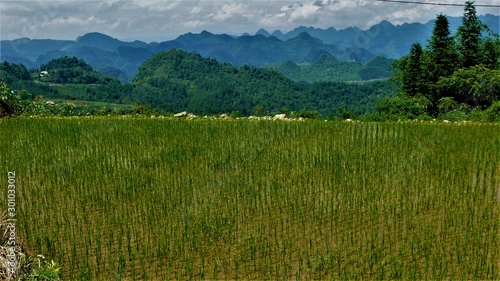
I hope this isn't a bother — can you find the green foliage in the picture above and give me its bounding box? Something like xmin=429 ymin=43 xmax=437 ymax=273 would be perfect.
xmin=41 ymin=56 xmax=92 ymax=72
xmin=337 ymin=106 xmax=356 ymax=120
xmin=39 ymin=56 xmax=115 ymax=84
xmin=308 ymin=80 xmax=397 ymax=116
xmin=371 ymin=94 xmax=430 ymax=121
xmin=457 ymin=1 xmax=482 ymax=68
xmin=132 ymin=49 xmax=396 ymax=116
xmin=0 ymin=61 xmax=60 ymax=99
xmin=360 ymin=56 xmax=395 ymax=81
xmin=229 ymin=110 xmax=243 ymax=118
xmin=0 ymin=61 xmax=31 ymax=82
xmin=398 ymin=43 xmax=426 ymax=97
xmin=427 ymin=13 xmax=459 ymax=85
xmin=0 ymin=82 xmax=28 ymax=116
xmin=387 ymin=2 xmax=500 ymax=121
xmin=28 ymin=257 xmax=62 ymax=281
xmin=483 ymin=101 xmax=500 ymax=122
xmin=437 ymin=97 xmax=459 ymax=115
xmin=273 ymin=54 xmax=394 ymax=83
xmin=436 ymin=65 xmax=500 ymax=107
xmin=481 ymin=37 xmax=500 ymax=69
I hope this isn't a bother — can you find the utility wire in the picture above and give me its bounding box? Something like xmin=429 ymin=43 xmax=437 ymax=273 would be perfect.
xmin=375 ymin=0 xmax=500 ymax=8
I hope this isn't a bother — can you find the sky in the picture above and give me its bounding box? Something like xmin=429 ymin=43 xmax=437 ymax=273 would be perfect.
xmin=1 ymin=0 xmax=499 ymax=42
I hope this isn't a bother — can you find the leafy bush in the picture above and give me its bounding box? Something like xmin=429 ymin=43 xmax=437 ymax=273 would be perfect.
xmin=0 ymin=82 xmax=25 ymax=117
xmin=28 ymin=258 xmax=62 ymax=281
xmin=437 ymin=65 xmax=500 ymax=107
xmin=483 ymin=101 xmax=500 ymax=122
xmin=373 ymin=94 xmax=430 ymax=121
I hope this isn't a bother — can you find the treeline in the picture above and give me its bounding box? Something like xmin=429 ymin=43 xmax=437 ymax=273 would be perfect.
xmin=40 ymin=56 xmax=115 ymax=84
xmin=130 ymin=49 xmax=396 ymax=116
xmin=273 ymin=54 xmax=394 ymax=83
xmin=375 ymin=1 xmax=500 ymax=121
xmin=1 ymin=50 xmax=396 ymax=118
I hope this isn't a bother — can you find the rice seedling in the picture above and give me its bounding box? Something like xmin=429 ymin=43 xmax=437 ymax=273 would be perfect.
xmin=0 ymin=117 xmax=498 ymax=280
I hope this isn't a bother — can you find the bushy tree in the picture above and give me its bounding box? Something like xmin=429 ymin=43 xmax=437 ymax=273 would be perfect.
xmin=481 ymin=37 xmax=500 ymax=69
xmin=0 ymin=82 xmax=49 ymax=117
xmin=373 ymin=94 xmax=430 ymax=121
xmin=0 ymin=82 xmax=23 ymax=117
xmin=0 ymin=61 xmax=31 ymax=82
xmin=437 ymin=65 xmax=500 ymax=108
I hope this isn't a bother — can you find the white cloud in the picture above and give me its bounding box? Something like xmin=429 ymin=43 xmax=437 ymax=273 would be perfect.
xmin=190 ymin=6 xmax=203 ymax=15
xmin=213 ymin=3 xmax=249 ymax=21
xmin=183 ymin=20 xmax=207 ymax=29
xmin=0 ymin=0 xmax=498 ymax=41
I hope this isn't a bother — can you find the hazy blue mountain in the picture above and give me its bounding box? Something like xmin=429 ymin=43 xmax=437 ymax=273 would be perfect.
xmin=1 ymin=38 xmax=75 ymax=67
xmin=260 ymin=14 xmax=499 ymax=58
xmin=256 ymin=28 xmax=272 ymax=37
xmin=76 ymin=32 xmax=125 ymax=51
xmin=153 ymin=30 xmax=352 ymax=66
xmin=1 ymin=14 xmax=497 ymax=81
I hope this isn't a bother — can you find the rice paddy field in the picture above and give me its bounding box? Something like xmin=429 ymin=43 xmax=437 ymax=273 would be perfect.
xmin=0 ymin=117 xmax=499 ymax=280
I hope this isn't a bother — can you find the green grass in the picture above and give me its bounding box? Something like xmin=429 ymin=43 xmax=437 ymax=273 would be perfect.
xmin=0 ymin=117 xmax=498 ymax=280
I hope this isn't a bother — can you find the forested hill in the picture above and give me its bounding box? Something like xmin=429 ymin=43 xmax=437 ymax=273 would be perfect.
xmin=273 ymin=54 xmax=395 ymax=83
xmin=39 ymin=56 xmax=116 ymax=84
xmin=131 ymin=49 xmax=396 ymax=116
xmin=1 ymin=50 xmax=396 ymax=116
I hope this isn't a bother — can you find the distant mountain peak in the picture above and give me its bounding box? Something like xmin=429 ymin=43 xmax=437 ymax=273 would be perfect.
xmin=379 ymin=20 xmax=394 ymax=27
xmin=256 ymin=28 xmax=271 ymax=37
xmin=287 ymin=32 xmax=321 ymax=43
xmin=75 ymin=32 xmax=123 ymax=51
xmin=271 ymin=30 xmax=284 ymax=38
xmin=200 ymin=30 xmax=214 ymax=36
xmin=76 ymin=32 xmax=117 ymax=43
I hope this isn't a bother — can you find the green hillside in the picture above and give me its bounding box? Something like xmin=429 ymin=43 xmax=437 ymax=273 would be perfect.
xmin=132 ymin=49 xmax=396 ymax=116
xmin=273 ymin=54 xmax=395 ymax=83
xmin=39 ymin=56 xmax=116 ymax=84
xmin=1 ymin=50 xmax=397 ymax=117
xmin=132 ymin=49 xmax=309 ymax=115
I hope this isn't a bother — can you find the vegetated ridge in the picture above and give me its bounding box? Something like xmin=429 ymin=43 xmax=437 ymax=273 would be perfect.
xmin=273 ymin=54 xmax=395 ymax=83
xmin=1 ymin=15 xmax=497 ymax=82
xmin=0 ymin=50 xmax=396 ymax=117
xmin=131 ymin=49 xmax=395 ymax=116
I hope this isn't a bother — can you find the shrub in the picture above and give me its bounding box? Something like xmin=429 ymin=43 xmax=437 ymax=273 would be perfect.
xmin=374 ymin=94 xmax=430 ymax=120
xmin=483 ymin=101 xmax=500 ymax=122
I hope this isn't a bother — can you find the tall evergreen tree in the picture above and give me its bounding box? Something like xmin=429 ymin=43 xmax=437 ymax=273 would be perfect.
xmin=427 ymin=13 xmax=458 ymax=84
xmin=481 ymin=38 xmax=500 ymax=69
xmin=457 ymin=1 xmax=483 ymax=68
xmin=401 ymin=43 xmax=426 ymax=97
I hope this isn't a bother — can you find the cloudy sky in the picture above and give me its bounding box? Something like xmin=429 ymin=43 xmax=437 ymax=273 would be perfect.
xmin=1 ymin=0 xmax=499 ymax=42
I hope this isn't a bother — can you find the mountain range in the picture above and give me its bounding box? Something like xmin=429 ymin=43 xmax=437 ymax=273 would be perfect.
xmin=257 ymin=14 xmax=499 ymax=58
xmin=1 ymin=14 xmax=498 ymax=82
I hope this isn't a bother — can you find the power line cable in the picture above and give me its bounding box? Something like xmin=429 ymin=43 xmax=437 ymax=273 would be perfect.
xmin=375 ymin=0 xmax=500 ymax=8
